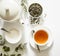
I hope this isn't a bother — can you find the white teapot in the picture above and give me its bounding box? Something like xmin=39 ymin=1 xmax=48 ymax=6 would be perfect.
xmin=0 ymin=0 xmax=21 ymax=22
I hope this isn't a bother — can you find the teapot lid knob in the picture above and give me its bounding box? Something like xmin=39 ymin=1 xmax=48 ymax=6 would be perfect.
xmin=6 ymin=9 xmax=10 ymax=17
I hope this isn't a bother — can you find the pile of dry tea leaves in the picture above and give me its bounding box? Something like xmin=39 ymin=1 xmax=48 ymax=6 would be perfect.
xmin=29 ymin=3 xmax=43 ymax=17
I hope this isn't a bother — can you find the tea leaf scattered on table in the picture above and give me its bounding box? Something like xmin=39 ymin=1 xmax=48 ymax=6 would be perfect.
xmin=17 ymin=54 xmax=21 ymax=56
xmin=0 ymin=35 xmax=2 ymax=40
xmin=32 ymin=30 xmax=35 ymax=33
xmin=15 ymin=44 xmax=23 ymax=52
xmin=21 ymin=3 xmax=27 ymax=12
xmin=21 ymin=0 xmax=27 ymax=5
xmin=15 ymin=43 xmax=27 ymax=52
xmin=21 ymin=0 xmax=27 ymax=12
xmin=10 ymin=54 xmax=15 ymax=56
xmin=15 ymin=47 xmax=19 ymax=52
xmin=3 ymin=46 xmax=10 ymax=52
xmin=18 ymin=44 xmax=23 ymax=50
xmin=0 ymin=53 xmax=2 ymax=56
xmin=36 ymin=45 xmax=40 ymax=52
xmin=4 ymin=54 xmax=9 ymax=56
xmin=22 ymin=23 xmax=24 ymax=24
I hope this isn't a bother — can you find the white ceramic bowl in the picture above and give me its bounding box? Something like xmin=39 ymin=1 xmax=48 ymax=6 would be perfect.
xmin=4 ymin=21 xmax=22 ymax=44
xmin=5 ymin=29 xmax=22 ymax=44
xmin=28 ymin=3 xmax=43 ymax=18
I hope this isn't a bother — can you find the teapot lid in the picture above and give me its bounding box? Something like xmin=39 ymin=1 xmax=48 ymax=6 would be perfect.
xmin=0 ymin=0 xmax=20 ymax=21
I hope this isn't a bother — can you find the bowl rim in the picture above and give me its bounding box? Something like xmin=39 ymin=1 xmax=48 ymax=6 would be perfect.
xmin=28 ymin=3 xmax=43 ymax=17
xmin=4 ymin=28 xmax=22 ymax=44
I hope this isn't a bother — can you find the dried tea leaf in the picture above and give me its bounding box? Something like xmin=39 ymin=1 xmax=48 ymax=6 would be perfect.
xmin=0 ymin=35 xmax=2 ymax=40
xmin=15 ymin=43 xmax=27 ymax=52
xmin=10 ymin=54 xmax=15 ymax=56
xmin=17 ymin=54 xmax=21 ymax=56
xmin=36 ymin=45 xmax=40 ymax=52
xmin=3 ymin=46 xmax=10 ymax=52
xmin=4 ymin=54 xmax=9 ymax=56
xmin=0 ymin=53 xmax=2 ymax=56
xmin=15 ymin=47 xmax=19 ymax=52
xmin=21 ymin=0 xmax=27 ymax=12
xmin=21 ymin=0 xmax=27 ymax=4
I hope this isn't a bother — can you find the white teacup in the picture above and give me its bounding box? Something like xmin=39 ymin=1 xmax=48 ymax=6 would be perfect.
xmin=32 ymin=26 xmax=52 ymax=46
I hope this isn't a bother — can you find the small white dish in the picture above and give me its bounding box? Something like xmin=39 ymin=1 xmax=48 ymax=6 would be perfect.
xmin=5 ymin=28 xmax=22 ymax=44
xmin=3 ymin=21 xmax=22 ymax=44
xmin=29 ymin=26 xmax=53 ymax=51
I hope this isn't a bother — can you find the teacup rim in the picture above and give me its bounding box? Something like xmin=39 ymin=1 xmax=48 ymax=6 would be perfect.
xmin=33 ymin=26 xmax=52 ymax=46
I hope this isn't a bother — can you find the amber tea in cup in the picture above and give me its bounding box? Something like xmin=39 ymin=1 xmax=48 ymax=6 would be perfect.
xmin=34 ymin=30 xmax=48 ymax=45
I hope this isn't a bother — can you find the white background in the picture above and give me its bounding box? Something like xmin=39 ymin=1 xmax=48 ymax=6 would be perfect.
xmin=24 ymin=0 xmax=60 ymax=56
xmin=46 ymin=0 xmax=60 ymax=56
xmin=0 ymin=0 xmax=60 ymax=56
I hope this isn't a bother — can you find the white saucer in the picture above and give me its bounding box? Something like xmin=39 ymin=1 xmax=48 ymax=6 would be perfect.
xmin=29 ymin=36 xmax=53 ymax=51
xmin=29 ymin=26 xmax=53 ymax=51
